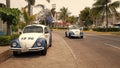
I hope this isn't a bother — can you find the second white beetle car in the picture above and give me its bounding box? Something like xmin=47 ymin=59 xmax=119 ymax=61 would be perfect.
xmin=65 ymin=25 xmax=84 ymax=39
xmin=10 ymin=24 xmax=52 ymax=56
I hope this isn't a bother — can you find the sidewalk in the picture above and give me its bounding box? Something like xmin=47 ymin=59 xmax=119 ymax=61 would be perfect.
xmin=0 ymin=46 xmax=12 ymax=64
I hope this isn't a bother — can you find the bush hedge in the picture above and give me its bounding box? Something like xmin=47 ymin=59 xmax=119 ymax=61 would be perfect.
xmin=52 ymin=27 xmax=67 ymax=29
xmin=83 ymin=27 xmax=89 ymax=31
xmin=0 ymin=34 xmax=20 ymax=46
xmin=11 ymin=34 xmax=20 ymax=40
xmin=92 ymin=28 xmax=120 ymax=32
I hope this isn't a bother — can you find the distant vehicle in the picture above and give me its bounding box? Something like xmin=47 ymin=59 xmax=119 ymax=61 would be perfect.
xmin=10 ymin=24 xmax=52 ymax=56
xmin=65 ymin=25 xmax=84 ymax=39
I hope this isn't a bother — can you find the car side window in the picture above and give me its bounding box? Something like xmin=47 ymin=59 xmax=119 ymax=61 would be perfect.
xmin=44 ymin=27 xmax=49 ymax=33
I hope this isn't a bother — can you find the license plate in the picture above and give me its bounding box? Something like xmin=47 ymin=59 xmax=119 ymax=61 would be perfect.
xmin=21 ymin=48 xmax=29 ymax=52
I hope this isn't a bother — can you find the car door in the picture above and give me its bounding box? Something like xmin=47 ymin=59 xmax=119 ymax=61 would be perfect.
xmin=44 ymin=27 xmax=50 ymax=47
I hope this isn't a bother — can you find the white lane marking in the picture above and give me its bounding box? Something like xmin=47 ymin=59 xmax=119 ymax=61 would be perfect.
xmin=104 ymin=43 xmax=120 ymax=50
xmin=62 ymin=39 xmax=77 ymax=60
xmin=62 ymin=39 xmax=79 ymax=68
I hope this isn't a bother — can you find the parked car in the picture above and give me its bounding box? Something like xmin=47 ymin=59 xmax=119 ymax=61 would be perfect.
xmin=65 ymin=25 xmax=84 ymax=39
xmin=10 ymin=24 xmax=52 ymax=56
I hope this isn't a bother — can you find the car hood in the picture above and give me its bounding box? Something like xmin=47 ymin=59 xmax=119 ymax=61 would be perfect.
xmin=70 ymin=29 xmax=80 ymax=32
xmin=19 ymin=33 xmax=44 ymax=48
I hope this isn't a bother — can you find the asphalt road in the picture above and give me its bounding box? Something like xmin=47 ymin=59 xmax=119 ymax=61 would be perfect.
xmin=55 ymin=30 xmax=120 ymax=68
xmin=0 ymin=30 xmax=120 ymax=68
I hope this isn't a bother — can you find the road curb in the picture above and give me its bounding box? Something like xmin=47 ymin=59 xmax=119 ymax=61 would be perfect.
xmin=0 ymin=49 xmax=12 ymax=64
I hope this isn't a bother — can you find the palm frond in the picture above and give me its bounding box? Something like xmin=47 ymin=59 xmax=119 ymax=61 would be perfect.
xmin=46 ymin=0 xmax=50 ymax=3
xmin=34 ymin=4 xmax=45 ymax=9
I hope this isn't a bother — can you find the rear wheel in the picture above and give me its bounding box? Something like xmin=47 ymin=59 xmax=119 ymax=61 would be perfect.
xmin=49 ymin=38 xmax=52 ymax=47
xmin=49 ymin=43 xmax=52 ymax=47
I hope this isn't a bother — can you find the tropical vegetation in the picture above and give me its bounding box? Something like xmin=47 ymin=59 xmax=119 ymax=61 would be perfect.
xmin=92 ymin=0 xmax=120 ymax=28
xmin=79 ymin=7 xmax=93 ymax=28
xmin=0 ymin=7 xmax=21 ymax=35
xmin=25 ymin=0 xmax=50 ymax=16
xmin=59 ymin=7 xmax=71 ymax=24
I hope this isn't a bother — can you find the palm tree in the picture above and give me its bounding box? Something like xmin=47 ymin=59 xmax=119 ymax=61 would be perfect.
xmin=93 ymin=0 xmax=120 ymax=28
xmin=51 ymin=8 xmax=56 ymax=18
xmin=22 ymin=8 xmax=36 ymax=25
xmin=25 ymin=0 xmax=35 ymax=16
xmin=91 ymin=7 xmax=102 ymax=27
xmin=79 ymin=7 xmax=93 ymax=28
xmin=59 ymin=7 xmax=70 ymax=23
xmin=25 ymin=0 xmax=50 ymax=16
xmin=67 ymin=16 xmax=77 ymax=24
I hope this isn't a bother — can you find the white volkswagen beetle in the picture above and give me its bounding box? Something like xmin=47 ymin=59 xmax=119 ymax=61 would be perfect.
xmin=65 ymin=25 xmax=84 ymax=39
xmin=10 ymin=24 xmax=52 ymax=56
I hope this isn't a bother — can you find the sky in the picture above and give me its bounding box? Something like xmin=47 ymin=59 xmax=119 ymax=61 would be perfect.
xmin=0 ymin=0 xmax=120 ymax=16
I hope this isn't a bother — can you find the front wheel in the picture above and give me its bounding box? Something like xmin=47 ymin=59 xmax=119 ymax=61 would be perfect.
xmin=65 ymin=32 xmax=67 ymax=37
xmin=69 ymin=34 xmax=71 ymax=39
xmin=13 ymin=51 xmax=18 ymax=56
xmin=79 ymin=36 xmax=83 ymax=39
xmin=41 ymin=43 xmax=47 ymax=56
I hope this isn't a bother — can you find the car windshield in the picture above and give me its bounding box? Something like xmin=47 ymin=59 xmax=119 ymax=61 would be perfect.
xmin=69 ymin=25 xmax=79 ymax=29
xmin=23 ymin=26 xmax=43 ymax=33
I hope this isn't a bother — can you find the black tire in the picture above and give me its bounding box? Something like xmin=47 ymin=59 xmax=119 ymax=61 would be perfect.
xmin=41 ymin=43 xmax=47 ymax=56
xmin=49 ymin=43 xmax=52 ymax=47
xmin=80 ymin=36 xmax=83 ymax=39
xmin=13 ymin=52 xmax=18 ymax=56
xmin=49 ymin=37 xmax=52 ymax=47
xmin=65 ymin=32 xmax=67 ymax=37
xmin=69 ymin=34 xmax=71 ymax=39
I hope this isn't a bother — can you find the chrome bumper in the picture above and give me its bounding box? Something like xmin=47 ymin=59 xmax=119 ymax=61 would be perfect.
xmin=10 ymin=47 xmax=44 ymax=52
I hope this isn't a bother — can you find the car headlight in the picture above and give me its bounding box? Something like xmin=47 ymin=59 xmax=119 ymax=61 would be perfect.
xmin=12 ymin=42 xmax=17 ymax=47
xmin=37 ymin=42 xmax=41 ymax=47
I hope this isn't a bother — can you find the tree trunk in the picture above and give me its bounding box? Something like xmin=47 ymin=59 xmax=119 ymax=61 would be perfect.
xmin=6 ymin=0 xmax=10 ymax=8
xmin=28 ymin=3 xmax=31 ymax=16
xmin=7 ymin=23 xmax=11 ymax=35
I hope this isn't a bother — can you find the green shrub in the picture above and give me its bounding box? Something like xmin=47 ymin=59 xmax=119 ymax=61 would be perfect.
xmin=92 ymin=28 xmax=120 ymax=32
xmin=11 ymin=34 xmax=20 ymax=40
xmin=83 ymin=27 xmax=89 ymax=31
xmin=52 ymin=27 xmax=67 ymax=29
xmin=0 ymin=36 xmax=11 ymax=46
xmin=0 ymin=34 xmax=20 ymax=46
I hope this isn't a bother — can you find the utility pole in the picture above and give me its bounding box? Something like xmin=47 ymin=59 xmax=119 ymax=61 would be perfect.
xmin=6 ymin=0 xmax=10 ymax=8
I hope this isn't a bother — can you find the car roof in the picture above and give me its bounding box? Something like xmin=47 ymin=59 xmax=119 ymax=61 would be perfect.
xmin=68 ymin=25 xmax=78 ymax=28
xmin=25 ymin=24 xmax=47 ymax=28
